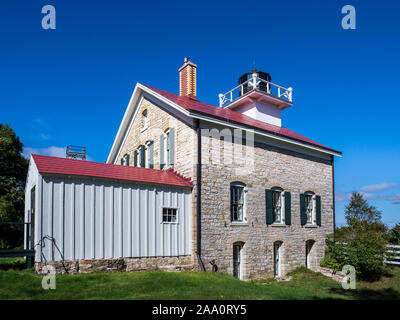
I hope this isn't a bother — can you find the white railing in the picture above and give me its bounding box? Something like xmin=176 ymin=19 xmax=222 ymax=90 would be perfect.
xmin=219 ymin=73 xmax=293 ymax=108
xmin=385 ymin=244 xmax=400 ymax=266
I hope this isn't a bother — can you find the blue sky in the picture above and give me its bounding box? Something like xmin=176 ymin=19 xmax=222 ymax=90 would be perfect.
xmin=1 ymin=0 xmax=399 ymax=226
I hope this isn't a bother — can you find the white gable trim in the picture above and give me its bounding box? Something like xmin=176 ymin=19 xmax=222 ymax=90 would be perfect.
xmin=107 ymin=83 xmax=192 ymax=164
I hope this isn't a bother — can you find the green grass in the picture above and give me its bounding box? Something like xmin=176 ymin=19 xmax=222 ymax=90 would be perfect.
xmin=0 ymin=266 xmax=399 ymax=300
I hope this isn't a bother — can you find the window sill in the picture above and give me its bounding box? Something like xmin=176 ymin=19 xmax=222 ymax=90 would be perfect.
xmin=304 ymin=224 xmax=318 ymax=228
xmin=140 ymin=127 xmax=148 ymax=133
xmin=271 ymin=223 xmax=286 ymax=227
xmin=230 ymin=222 xmax=249 ymax=226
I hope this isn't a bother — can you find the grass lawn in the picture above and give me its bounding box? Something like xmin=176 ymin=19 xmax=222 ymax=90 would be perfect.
xmin=0 ymin=265 xmax=399 ymax=300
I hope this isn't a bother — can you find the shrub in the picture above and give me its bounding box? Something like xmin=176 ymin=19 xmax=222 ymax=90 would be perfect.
xmin=321 ymin=193 xmax=390 ymax=281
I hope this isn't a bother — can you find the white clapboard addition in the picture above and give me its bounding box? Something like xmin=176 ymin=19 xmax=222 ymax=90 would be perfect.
xmin=24 ymin=155 xmax=192 ymax=263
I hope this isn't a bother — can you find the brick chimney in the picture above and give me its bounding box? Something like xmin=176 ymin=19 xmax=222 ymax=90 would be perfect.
xmin=179 ymin=58 xmax=197 ymax=100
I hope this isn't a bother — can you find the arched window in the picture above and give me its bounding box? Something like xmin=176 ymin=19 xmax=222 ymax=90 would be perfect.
xmin=142 ymin=109 xmax=148 ymax=130
xmin=230 ymin=182 xmax=246 ymax=223
xmin=137 ymin=145 xmax=145 ymax=168
xmin=121 ymin=153 xmax=130 ymax=166
xmin=160 ymin=128 xmax=175 ymax=169
xmin=233 ymin=242 xmax=244 ymax=279
xmin=305 ymin=240 xmax=315 ymax=269
xmin=273 ymin=241 xmax=283 ymax=278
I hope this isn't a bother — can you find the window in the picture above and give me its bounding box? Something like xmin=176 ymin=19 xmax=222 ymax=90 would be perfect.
xmin=162 ymin=208 xmax=177 ymax=223
xmin=121 ymin=153 xmax=130 ymax=166
xmin=145 ymin=141 xmax=154 ymax=168
xmin=230 ymin=182 xmax=246 ymax=222
xmin=160 ymin=128 xmax=175 ymax=169
xmin=271 ymin=188 xmax=284 ymax=224
xmin=305 ymin=192 xmax=315 ymax=225
xmin=142 ymin=109 xmax=148 ymax=130
xmin=137 ymin=145 xmax=145 ymax=168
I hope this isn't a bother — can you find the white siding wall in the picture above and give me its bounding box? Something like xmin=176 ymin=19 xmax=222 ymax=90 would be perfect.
xmin=26 ymin=166 xmax=192 ymax=262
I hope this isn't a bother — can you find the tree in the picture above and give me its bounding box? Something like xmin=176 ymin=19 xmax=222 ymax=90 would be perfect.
xmin=321 ymin=192 xmax=389 ymax=281
xmin=345 ymin=192 xmax=386 ymax=232
xmin=0 ymin=124 xmax=29 ymax=249
xmin=387 ymin=223 xmax=400 ymax=245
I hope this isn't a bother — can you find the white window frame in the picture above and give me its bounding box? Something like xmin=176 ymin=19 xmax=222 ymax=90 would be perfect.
xmin=162 ymin=207 xmax=178 ymax=224
xmin=137 ymin=146 xmax=145 ymax=168
xmin=305 ymin=193 xmax=316 ymax=225
xmin=230 ymin=183 xmax=247 ymax=223
xmin=271 ymin=188 xmax=285 ymax=224
xmin=145 ymin=141 xmax=151 ymax=168
xmin=122 ymin=153 xmax=129 ymax=166
xmin=163 ymin=129 xmax=170 ymax=167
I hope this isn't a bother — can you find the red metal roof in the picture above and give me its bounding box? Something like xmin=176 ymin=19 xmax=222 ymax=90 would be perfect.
xmin=32 ymin=154 xmax=193 ymax=188
xmin=142 ymin=84 xmax=340 ymax=154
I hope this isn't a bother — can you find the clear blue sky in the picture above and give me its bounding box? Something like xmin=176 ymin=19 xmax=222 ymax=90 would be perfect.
xmin=1 ymin=0 xmax=399 ymax=226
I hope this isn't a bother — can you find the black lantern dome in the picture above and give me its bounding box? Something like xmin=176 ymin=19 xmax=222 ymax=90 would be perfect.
xmin=238 ymin=70 xmax=271 ymax=96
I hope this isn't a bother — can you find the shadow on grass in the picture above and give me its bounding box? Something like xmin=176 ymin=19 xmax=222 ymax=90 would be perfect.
xmin=327 ymin=287 xmax=400 ymax=300
xmin=0 ymin=260 xmax=26 ymax=271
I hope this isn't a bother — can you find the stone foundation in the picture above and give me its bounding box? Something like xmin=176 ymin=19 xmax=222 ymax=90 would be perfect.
xmin=35 ymin=255 xmax=194 ymax=275
xmin=315 ymin=266 xmax=346 ymax=283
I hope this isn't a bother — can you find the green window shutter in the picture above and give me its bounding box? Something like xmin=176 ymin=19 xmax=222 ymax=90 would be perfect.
xmin=168 ymin=128 xmax=175 ymax=165
xmin=160 ymin=134 xmax=165 ymax=169
xmin=126 ymin=154 xmax=130 ymax=166
xmin=139 ymin=145 xmax=145 ymax=167
xmin=134 ymin=150 xmax=138 ymax=167
xmin=284 ymin=191 xmax=291 ymax=225
xmin=149 ymin=141 xmax=154 ymax=169
xmin=300 ymin=194 xmax=307 ymax=225
xmin=316 ymin=195 xmax=321 ymax=226
xmin=265 ymin=189 xmax=273 ymax=225
xmin=120 ymin=158 xmax=123 ymax=165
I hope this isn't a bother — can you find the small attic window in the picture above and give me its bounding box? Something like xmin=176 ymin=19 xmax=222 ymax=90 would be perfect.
xmin=142 ymin=109 xmax=148 ymax=130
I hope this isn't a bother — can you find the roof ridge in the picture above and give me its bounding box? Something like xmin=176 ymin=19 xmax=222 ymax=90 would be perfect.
xmin=140 ymin=84 xmax=341 ymax=155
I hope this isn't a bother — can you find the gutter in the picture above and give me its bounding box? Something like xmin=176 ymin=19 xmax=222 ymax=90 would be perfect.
xmin=195 ymin=119 xmax=206 ymax=272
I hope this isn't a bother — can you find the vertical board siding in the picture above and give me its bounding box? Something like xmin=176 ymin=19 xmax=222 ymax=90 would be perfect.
xmin=35 ymin=176 xmax=191 ymax=262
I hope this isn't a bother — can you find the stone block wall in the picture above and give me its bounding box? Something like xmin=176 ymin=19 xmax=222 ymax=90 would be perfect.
xmin=199 ymin=133 xmax=334 ymax=280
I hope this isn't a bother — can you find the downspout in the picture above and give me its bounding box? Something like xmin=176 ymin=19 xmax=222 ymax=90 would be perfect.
xmin=331 ymin=155 xmax=336 ymax=241
xmin=195 ymin=119 xmax=206 ymax=271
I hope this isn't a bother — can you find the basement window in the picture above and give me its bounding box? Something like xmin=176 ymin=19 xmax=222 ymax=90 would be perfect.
xmin=162 ymin=208 xmax=178 ymax=223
